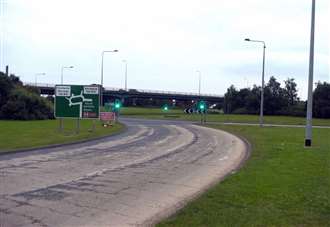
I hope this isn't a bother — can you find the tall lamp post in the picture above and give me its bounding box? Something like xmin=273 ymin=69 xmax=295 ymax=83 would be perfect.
xmin=100 ymin=50 xmax=118 ymax=106
xmin=61 ymin=66 xmax=74 ymax=84
xmin=35 ymin=73 xmax=46 ymax=86
xmin=245 ymin=38 xmax=266 ymax=127
xmin=196 ymin=70 xmax=201 ymax=96
xmin=122 ymin=60 xmax=128 ymax=91
xmin=305 ymin=0 xmax=316 ymax=147
xmin=59 ymin=66 xmax=73 ymax=132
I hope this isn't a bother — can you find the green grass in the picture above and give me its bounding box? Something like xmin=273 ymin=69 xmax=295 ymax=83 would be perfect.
xmin=121 ymin=107 xmax=330 ymax=126
xmin=0 ymin=119 xmax=124 ymax=152
xmin=157 ymin=125 xmax=330 ymax=227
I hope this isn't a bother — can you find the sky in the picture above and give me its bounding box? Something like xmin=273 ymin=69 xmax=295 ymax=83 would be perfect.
xmin=0 ymin=0 xmax=329 ymax=99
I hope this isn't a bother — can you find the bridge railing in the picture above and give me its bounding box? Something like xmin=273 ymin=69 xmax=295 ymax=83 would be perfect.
xmin=24 ymin=82 xmax=223 ymax=98
xmin=104 ymin=87 xmax=221 ymax=97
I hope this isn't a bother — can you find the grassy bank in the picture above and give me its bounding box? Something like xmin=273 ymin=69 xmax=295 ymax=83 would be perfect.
xmin=158 ymin=125 xmax=330 ymax=226
xmin=121 ymin=107 xmax=330 ymax=126
xmin=0 ymin=119 xmax=124 ymax=152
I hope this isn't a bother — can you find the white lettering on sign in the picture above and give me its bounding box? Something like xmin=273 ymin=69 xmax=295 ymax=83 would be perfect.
xmin=56 ymin=86 xmax=71 ymax=97
xmin=84 ymin=86 xmax=99 ymax=95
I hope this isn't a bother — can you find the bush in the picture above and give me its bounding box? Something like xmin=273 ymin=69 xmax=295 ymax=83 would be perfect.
xmin=232 ymin=108 xmax=249 ymax=115
xmin=277 ymin=104 xmax=306 ymax=117
xmin=0 ymin=88 xmax=54 ymax=120
xmin=0 ymin=71 xmax=54 ymax=120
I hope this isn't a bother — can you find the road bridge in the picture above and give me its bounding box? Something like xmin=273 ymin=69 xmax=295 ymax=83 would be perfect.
xmin=27 ymin=83 xmax=224 ymax=107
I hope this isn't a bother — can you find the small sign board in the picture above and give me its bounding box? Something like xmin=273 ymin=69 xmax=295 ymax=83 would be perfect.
xmin=55 ymin=85 xmax=100 ymax=119
xmin=100 ymin=112 xmax=115 ymax=121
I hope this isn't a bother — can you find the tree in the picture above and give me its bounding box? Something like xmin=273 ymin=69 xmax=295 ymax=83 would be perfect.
xmin=0 ymin=71 xmax=14 ymax=107
xmin=245 ymin=85 xmax=260 ymax=114
xmin=222 ymin=76 xmax=306 ymax=116
xmin=264 ymin=76 xmax=286 ymax=115
xmin=284 ymin=78 xmax=298 ymax=106
xmin=224 ymin=85 xmax=239 ymax=113
xmin=313 ymin=82 xmax=330 ymax=118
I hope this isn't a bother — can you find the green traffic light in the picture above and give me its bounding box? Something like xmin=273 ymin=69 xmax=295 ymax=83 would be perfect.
xmin=198 ymin=101 xmax=207 ymax=111
xmin=163 ymin=105 xmax=169 ymax=111
xmin=114 ymin=100 xmax=122 ymax=109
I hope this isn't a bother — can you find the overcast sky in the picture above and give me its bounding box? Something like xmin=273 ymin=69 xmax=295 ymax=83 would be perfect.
xmin=1 ymin=0 xmax=329 ymax=99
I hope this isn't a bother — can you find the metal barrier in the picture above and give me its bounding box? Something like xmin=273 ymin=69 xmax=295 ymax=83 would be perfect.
xmin=24 ymin=82 xmax=223 ymax=98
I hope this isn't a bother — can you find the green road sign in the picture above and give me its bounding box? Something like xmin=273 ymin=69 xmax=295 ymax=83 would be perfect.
xmin=55 ymin=85 xmax=100 ymax=119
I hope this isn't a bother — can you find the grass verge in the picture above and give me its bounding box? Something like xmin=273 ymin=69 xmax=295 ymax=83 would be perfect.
xmin=157 ymin=125 xmax=330 ymax=227
xmin=121 ymin=107 xmax=330 ymax=126
xmin=0 ymin=119 xmax=124 ymax=152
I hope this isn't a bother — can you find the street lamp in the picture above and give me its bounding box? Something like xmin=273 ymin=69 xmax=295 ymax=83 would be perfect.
xmin=245 ymin=38 xmax=266 ymax=127
xmin=305 ymin=0 xmax=316 ymax=147
xmin=35 ymin=73 xmax=46 ymax=86
xmin=59 ymin=66 xmax=73 ymax=133
xmin=100 ymin=50 xmax=118 ymax=106
xmin=196 ymin=70 xmax=201 ymax=96
xmin=61 ymin=66 xmax=74 ymax=84
xmin=122 ymin=60 xmax=128 ymax=91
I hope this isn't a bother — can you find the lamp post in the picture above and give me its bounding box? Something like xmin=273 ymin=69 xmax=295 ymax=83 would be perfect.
xmin=59 ymin=66 xmax=73 ymax=133
xmin=100 ymin=50 xmax=118 ymax=106
xmin=122 ymin=60 xmax=128 ymax=91
xmin=61 ymin=66 xmax=74 ymax=84
xmin=35 ymin=73 xmax=46 ymax=86
xmin=305 ymin=0 xmax=316 ymax=147
xmin=245 ymin=38 xmax=266 ymax=127
xmin=196 ymin=70 xmax=201 ymax=96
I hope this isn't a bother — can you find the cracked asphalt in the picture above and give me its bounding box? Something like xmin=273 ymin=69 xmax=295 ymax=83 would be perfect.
xmin=0 ymin=118 xmax=247 ymax=227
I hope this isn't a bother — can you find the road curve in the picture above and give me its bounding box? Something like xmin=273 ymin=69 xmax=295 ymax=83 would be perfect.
xmin=0 ymin=118 xmax=248 ymax=227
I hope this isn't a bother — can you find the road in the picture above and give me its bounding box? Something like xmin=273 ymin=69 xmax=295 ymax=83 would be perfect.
xmin=0 ymin=118 xmax=247 ymax=227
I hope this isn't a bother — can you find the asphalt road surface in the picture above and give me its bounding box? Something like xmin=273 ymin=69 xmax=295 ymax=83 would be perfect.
xmin=0 ymin=118 xmax=247 ymax=227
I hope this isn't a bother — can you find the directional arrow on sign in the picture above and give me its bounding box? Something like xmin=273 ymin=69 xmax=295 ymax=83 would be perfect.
xmin=184 ymin=108 xmax=195 ymax=114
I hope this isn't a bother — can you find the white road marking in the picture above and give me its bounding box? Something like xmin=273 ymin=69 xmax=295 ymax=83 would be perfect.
xmin=219 ymin=156 xmax=229 ymax=161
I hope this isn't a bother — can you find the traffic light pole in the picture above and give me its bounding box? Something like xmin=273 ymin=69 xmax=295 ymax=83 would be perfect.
xmin=198 ymin=101 xmax=207 ymax=124
xmin=200 ymin=111 xmax=206 ymax=124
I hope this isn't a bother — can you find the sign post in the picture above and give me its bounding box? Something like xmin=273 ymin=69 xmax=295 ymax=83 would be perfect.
xmin=55 ymin=85 xmax=100 ymax=133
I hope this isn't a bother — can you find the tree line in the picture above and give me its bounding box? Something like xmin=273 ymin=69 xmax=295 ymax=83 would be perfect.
xmin=0 ymin=71 xmax=54 ymax=120
xmin=223 ymin=76 xmax=330 ymax=118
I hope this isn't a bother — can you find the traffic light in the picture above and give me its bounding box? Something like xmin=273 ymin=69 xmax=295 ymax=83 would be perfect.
xmin=162 ymin=104 xmax=169 ymax=111
xmin=198 ymin=101 xmax=207 ymax=113
xmin=114 ymin=99 xmax=122 ymax=110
